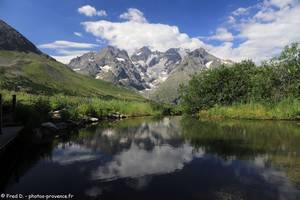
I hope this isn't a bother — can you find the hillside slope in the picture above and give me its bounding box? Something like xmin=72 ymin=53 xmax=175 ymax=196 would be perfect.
xmin=0 ymin=51 xmax=142 ymax=101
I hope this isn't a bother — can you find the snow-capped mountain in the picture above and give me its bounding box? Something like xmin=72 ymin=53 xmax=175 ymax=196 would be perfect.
xmin=68 ymin=45 xmax=232 ymax=102
xmin=131 ymin=47 xmax=189 ymax=91
xmin=69 ymin=46 xmax=147 ymax=90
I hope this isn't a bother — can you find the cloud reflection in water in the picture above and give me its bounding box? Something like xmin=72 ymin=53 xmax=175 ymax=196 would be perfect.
xmin=91 ymin=143 xmax=204 ymax=181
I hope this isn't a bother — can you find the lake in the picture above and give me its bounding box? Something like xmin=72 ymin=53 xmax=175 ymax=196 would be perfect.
xmin=1 ymin=116 xmax=300 ymax=200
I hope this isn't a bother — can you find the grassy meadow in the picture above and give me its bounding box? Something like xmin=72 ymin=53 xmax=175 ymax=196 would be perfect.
xmin=1 ymin=90 xmax=173 ymax=126
xmin=198 ymin=98 xmax=300 ymax=120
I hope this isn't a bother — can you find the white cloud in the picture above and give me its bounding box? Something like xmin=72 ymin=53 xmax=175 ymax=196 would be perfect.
xmin=207 ymin=28 xmax=234 ymax=42
xmin=228 ymin=16 xmax=236 ymax=24
xmin=78 ymin=5 xmax=107 ymax=17
xmin=52 ymin=52 xmax=90 ymax=64
xmin=232 ymin=7 xmax=249 ymax=16
xmin=39 ymin=40 xmax=98 ymax=49
xmin=74 ymin=3 xmax=299 ymax=63
xmin=96 ymin=38 xmax=106 ymax=44
xmin=97 ymin=10 xmax=107 ymax=17
xmin=39 ymin=40 xmax=98 ymax=64
xmin=74 ymin=32 xmax=82 ymax=37
xmin=52 ymin=143 xmax=99 ymax=165
xmin=264 ymin=0 xmax=297 ymax=8
xmin=55 ymin=49 xmax=90 ymax=56
xmin=51 ymin=55 xmax=78 ymax=64
xmin=120 ymin=8 xmax=147 ymax=23
xmin=82 ymin=8 xmax=204 ymax=53
xmin=207 ymin=42 xmax=236 ymax=60
xmin=254 ymin=8 xmax=277 ymax=22
xmin=208 ymin=0 xmax=300 ymax=62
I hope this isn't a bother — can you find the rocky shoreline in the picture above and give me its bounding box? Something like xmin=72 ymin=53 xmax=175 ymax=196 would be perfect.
xmin=33 ymin=109 xmax=129 ymax=139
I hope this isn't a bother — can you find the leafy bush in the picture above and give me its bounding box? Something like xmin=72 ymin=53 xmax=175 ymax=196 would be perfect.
xmin=180 ymin=43 xmax=300 ymax=116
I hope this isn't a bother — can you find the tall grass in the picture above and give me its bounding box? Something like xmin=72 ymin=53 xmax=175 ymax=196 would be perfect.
xmin=1 ymin=90 xmax=168 ymax=126
xmin=198 ymin=98 xmax=300 ymax=120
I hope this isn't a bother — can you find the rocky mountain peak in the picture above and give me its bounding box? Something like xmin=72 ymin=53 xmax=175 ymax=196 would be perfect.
xmin=165 ymin=48 xmax=180 ymax=54
xmin=131 ymin=46 xmax=153 ymax=62
xmin=0 ymin=19 xmax=43 ymax=54
xmin=100 ymin=46 xmax=129 ymax=59
xmin=164 ymin=48 xmax=182 ymax=62
xmin=189 ymin=48 xmax=209 ymax=58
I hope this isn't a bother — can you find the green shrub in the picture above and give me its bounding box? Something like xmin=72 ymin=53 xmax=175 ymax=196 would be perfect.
xmin=180 ymin=43 xmax=300 ymax=117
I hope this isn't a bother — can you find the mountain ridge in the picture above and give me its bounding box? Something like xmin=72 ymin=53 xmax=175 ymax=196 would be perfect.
xmin=69 ymin=45 xmax=233 ymax=102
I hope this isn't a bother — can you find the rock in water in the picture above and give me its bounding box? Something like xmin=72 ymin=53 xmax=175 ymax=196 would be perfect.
xmin=41 ymin=122 xmax=59 ymax=132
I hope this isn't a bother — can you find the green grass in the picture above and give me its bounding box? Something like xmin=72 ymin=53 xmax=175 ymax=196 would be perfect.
xmin=1 ymin=90 xmax=168 ymax=126
xmin=0 ymin=50 xmax=142 ymax=101
xmin=198 ymin=98 xmax=300 ymax=120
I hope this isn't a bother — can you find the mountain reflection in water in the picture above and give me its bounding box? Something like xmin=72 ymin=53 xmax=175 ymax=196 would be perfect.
xmin=1 ymin=116 xmax=300 ymax=200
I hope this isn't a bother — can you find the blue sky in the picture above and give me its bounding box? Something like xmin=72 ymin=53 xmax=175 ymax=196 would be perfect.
xmin=0 ymin=0 xmax=299 ymax=63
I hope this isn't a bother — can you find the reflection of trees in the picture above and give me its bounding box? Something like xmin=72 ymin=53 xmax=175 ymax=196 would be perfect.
xmin=180 ymin=116 xmax=300 ymax=187
xmin=180 ymin=117 xmax=300 ymax=159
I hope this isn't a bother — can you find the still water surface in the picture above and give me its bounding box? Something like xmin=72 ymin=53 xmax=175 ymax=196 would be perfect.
xmin=1 ymin=117 xmax=300 ymax=199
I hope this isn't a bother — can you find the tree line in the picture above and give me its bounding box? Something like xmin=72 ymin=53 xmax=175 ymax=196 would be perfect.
xmin=180 ymin=43 xmax=300 ymax=114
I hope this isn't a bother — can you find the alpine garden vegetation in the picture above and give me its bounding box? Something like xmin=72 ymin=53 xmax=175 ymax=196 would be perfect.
xmin=180 ymin=43 xmax=300 ymax=120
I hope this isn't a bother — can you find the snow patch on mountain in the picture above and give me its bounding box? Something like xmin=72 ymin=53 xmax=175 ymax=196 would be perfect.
xmin=101 ymin=65 xmax=112 ymax=72
xmin=116 ymin=57 xmax=125 ymax=62
xmin=205 ymin=61 xmax=213 ymax=68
